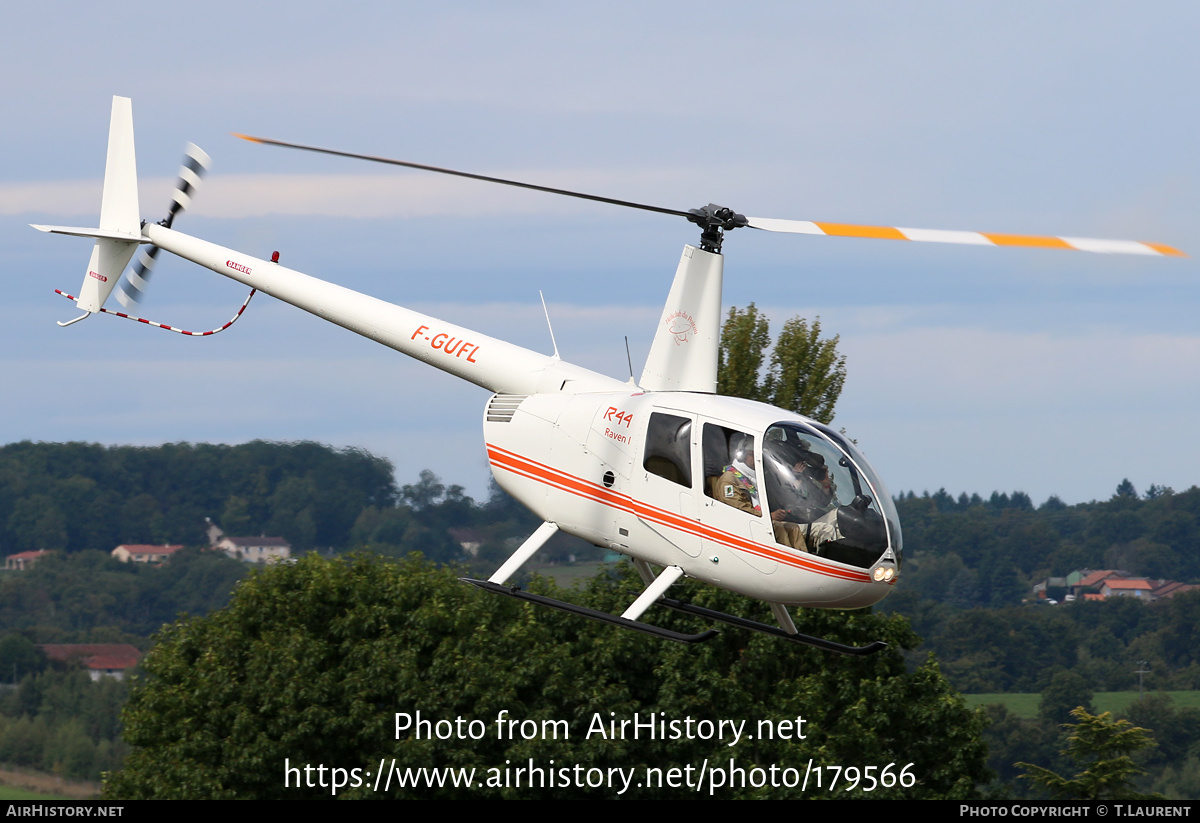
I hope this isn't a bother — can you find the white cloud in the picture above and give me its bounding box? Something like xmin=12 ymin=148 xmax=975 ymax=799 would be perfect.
xmin=0 ymin=168 xmax=704 ymax=220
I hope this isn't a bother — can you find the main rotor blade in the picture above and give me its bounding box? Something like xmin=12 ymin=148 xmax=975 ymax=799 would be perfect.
xmin=234 ymin=133 xmax=692 ymax=220
xmin=233 ymin=134 xmax=1183 ymax=257
xmin=746 ymin=216 xmax=1184 ymax=257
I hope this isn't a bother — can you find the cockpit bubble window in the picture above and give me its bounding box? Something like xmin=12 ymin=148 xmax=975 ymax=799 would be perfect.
xmin=808 ymin=420 xmax=903 ymax=558
xmin=643 ymin=413 xmax=692 ymax=488
xmin=761 ymin=422 xmax=900 ymax=568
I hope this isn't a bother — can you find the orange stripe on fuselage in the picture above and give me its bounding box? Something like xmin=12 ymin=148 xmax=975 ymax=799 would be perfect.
xmin=485 ymin=444 xmax=870 ymax=583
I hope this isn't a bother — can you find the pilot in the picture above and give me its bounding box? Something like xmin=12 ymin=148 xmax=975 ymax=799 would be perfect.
xmin=789 ymin=451 xmax=842 ymax=551
xmin=794 ymin=450 xmax=836 ymax=515
xmin=770 ymin=510 xmax=810 ymax=552
xmin=767 ymin=447 xmax=840 ymax=553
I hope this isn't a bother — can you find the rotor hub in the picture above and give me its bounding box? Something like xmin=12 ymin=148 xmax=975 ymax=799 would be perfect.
xmin=686 ymin=204 xmax=748 ymax=253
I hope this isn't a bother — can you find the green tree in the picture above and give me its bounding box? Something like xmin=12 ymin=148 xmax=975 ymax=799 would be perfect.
xmin=1018 ymin=707 xmax=1159 ymax=800
xmin=717 ymin=305 xmax=846 ymax=424
xmin=0 ymin=635 xmax=45 ymax=684
xmin=104 ymin=554 xmax=991 ymax=799
xmin=766 ymin=316 xmax=847 ymax=423
xmin=1038 ymin=669 xmax=1094 ymax=726
xmin=1124 ymin=693 xmax=1200 ymax=772
xmin=717 ymin=304 xmax=771 ymax=402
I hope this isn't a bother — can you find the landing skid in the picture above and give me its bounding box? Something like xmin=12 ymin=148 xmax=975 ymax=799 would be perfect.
xmin=461 ymin=578 xmax=720 ymax=644
xmin=657 ymin=598 xmax=888 ymax=656
xmin=461 ymin=578 xmax=887 ymax=655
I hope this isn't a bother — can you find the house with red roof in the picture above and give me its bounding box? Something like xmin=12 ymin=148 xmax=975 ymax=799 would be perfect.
xmin=112 ymin=544 xmax=184 ymax=564
xmin=4 ymin=549 xmax=53 ymax=571
xmin=1101 ymin=578 xmax=1155 ymax=600
xmin=39 ymin=644 xmax=142 ymax=681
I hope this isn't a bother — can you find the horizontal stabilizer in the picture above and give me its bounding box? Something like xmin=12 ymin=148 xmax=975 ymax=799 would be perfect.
xmin=31 ymin=224 xmax=143 ymax=313
xmin=31 ymin=225 xmax=142 ymax=241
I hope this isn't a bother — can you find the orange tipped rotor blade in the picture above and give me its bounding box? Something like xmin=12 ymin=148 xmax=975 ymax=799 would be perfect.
xmin=745 ymin=216 xmax=1184 ymax=257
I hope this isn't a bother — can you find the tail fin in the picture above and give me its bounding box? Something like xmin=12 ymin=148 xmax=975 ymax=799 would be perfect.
xmin=32 ymin=96 xmax=142 ymax=316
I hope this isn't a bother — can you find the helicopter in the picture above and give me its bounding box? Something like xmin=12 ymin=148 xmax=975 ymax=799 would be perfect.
xmin=34 ymin=97 xmax=1184 ymax=655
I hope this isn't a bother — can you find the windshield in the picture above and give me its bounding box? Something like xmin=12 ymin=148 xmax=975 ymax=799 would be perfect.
xmin=761 ymin=422 xmax=902 ymax=569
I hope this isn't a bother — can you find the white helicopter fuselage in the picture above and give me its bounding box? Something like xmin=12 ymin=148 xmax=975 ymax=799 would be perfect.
xmin=485 ymin=391 xmax=891 ymax=609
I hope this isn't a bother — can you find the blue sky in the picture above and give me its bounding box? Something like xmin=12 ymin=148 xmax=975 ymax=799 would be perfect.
xmin=3 ymin=3 xmax=1198 ymax=506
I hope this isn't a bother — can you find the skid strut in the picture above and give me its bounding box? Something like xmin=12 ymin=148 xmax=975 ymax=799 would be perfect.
xmin=657 ymin=598 xmax=887 ymax=656
xmin=461 ymin=578 xmax=719 ymax=644
xmin=471 ymin=521 xmax=886 ymax=654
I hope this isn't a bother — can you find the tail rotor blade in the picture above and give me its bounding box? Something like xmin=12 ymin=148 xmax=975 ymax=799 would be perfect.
xmin=164 ymin=143 xmax=211 ymax=228
xmin=115 ymin=143 xmax=211 ymax=306
xmin=115 ymin=245 xmax=160 ymax=308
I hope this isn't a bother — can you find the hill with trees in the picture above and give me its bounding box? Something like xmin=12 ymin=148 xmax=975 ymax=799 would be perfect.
xmin=0 ymin=440 xmax=397 ymax=554
xmin=882 ymin=483 xmax=1200 ymax=694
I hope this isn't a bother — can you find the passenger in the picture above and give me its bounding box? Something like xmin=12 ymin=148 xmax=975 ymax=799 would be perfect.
xmin=714 ymin=434 xmax=839 ymax=554
xmin=714 ymin=434 xmax=761 ymax=516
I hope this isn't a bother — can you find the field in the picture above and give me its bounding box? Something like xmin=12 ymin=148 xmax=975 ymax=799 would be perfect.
xmin=963 ymin=691 xmax=1200 ymax=718
xmin=0 ymin=768 xmax=96 ymax=800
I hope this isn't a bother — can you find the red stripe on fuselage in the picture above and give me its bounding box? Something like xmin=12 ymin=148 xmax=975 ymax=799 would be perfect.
xmin=485 ymin=443 xmax=870 ymax=583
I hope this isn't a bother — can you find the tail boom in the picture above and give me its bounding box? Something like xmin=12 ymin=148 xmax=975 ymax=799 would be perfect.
xmin=143 ymin=224 xmax=624 ymax=397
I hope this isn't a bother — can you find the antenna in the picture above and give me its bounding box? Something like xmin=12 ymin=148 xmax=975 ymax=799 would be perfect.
xmin=625 ymin=336 xmax=635 ymax=382
xmin=539 ymin=290 xmax=559 ymax=359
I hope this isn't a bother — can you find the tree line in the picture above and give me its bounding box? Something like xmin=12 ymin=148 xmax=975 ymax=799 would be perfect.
xmin=894 ymin=481 xmax=1200 ymax=595
xmin=881 ymin=483 xmax=1200 ymax=694
xmin=0 ymin=440 xmax=396 ymax=553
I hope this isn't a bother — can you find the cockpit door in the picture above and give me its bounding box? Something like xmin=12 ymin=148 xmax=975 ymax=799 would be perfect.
xmin=635 ymin=410 xmax=701 ymax=558
xmin=699 ymin=421 xmax=778 ymax=575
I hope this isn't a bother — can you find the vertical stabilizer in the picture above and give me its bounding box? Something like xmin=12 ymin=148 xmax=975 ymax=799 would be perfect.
xmin=639 ymin=245 xmax=723 ymax=392
xmin=98 ymin=97 xmax=139 ymax=236
xmin=76 ymin=96 xmax=141 ymax=313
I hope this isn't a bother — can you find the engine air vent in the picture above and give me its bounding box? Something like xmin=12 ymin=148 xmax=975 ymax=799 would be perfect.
xmin=486 ymin=394 xmax=528 ymax=423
